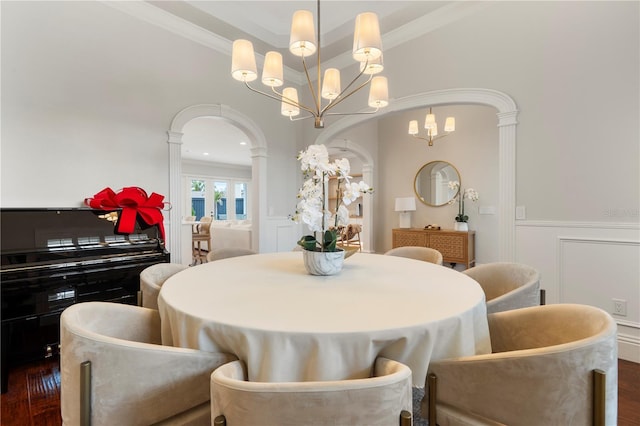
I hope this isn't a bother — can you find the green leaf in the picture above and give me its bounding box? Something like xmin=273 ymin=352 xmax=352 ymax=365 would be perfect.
xmin=298 ymin=235 xmax=318 ymax=251
xmin=322 ymin=229 xmax=337 ymax=252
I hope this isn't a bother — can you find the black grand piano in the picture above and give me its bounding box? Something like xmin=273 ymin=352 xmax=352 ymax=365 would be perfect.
xmin=1 ymin=208 xmax=170 ymax=393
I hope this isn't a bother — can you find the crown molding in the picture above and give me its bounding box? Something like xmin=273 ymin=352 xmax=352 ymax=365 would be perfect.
xmin=102 ymin=1 xmax=491 ymax=86
xmin=100 ymin=1 xmax=303 ymax=85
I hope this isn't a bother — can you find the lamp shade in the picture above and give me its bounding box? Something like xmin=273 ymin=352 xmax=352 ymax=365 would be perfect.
xmin=262 ymin=51 xmax=284 ymax=87
xmin=360 ymin=54 xmax=384 ymax=75
xmin=353 ymin=12 xmax=382 ymax=62
xmin=281 ymin=87 xmax=300 ymax=117
xmin=321 ymin=68 xmax=341 ymax=100
xmin=231 ymin=39 xmax=258 ymax=82
xmin=408 ymin=120 xmax=419 ymax=135
xmin=429 ymin=122 xmax=438 ymax=137
xmin=395 ymin=197 xmax=416 ymax=212
xmin=290 ymin=10 xmax=316 ymax=57
xmin=444 ymin=117 xmax=456 ymax=132
xmin=424 ymin=113 xmax=436 ymax=130
xmin=368 ymin=76 xmax=388 ymax=108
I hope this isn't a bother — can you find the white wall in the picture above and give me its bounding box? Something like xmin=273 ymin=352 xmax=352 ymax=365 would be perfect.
xmin=1 ymin=1 xmax=298 ymax=216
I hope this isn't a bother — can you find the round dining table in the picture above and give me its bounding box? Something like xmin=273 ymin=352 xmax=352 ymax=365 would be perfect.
xmin=158 ymin=252 xmax=491 ymax=387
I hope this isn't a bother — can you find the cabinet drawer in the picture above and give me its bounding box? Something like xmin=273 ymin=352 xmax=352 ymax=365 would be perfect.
xmin=393 ymin=231 xmax=427 ymax=247
xmin=429 ymin=234 xmax=466 ymax=260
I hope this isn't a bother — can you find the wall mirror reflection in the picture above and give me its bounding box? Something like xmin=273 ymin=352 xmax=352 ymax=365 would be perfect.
xmin=414 ymin=161 xmax=460 ymax=206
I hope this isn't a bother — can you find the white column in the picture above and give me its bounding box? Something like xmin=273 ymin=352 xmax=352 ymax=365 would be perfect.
xmin=167 ymin=130 xmax=184 ymax=263
xmin=362 ymin=163 xmax=374 ymax=252
xmin=497 ymin=111 xmax=518 ymax=262
xmin=251 ymin=146 xmax=268 ymax=252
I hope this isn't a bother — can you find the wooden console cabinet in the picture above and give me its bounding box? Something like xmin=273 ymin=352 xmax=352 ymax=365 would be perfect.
xmin=392 ymin=228 xmax=476 ymax=269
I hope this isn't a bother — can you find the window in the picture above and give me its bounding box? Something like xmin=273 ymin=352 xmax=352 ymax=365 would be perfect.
xmin=186 ymin=177 xmax=249 ymax=221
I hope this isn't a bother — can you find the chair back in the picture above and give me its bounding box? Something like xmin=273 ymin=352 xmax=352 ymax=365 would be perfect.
xmin=462 ymin=262 xmax=540 ymax=313
xmin=60 ymin=301 xmax=237 ymax=426
xmin=140 ymin=262 xmax=188 ymax=310
xmin=211 ymin=357 xmax=413 ymax=426
xmin=384 ymin=246 xmax=444 ymax=265
xmin=206 ymin=248 xmax=256 ymax=262
xmin=426 ymin=303 xmax=618 ymax=426
xmin=194 ymin=221 xmax=212 ymax=235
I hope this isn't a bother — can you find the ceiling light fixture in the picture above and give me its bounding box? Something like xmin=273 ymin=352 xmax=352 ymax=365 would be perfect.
xmin=408 ymin=108 xmax=456 ymax=146
xmin=231 ymin=0 xmax=389 ymax=129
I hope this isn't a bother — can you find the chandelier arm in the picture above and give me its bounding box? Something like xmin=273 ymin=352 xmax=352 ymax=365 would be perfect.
xmin=410 ymin=133 xmax=452 ymax=146
xmin=411 ymin=135 xmax=430 ymax=143
xmin=301 ymin=55 xmax=322 ymax=116
xmin=316 ymin=0 xmax=322 ymax=116
xmin=287 ymin=113 xmax=315 ymax=122
xmin=324 ymin=107 xmax=380 ymax=117
xmin=320 ymin=73 xmax=373 ymax=116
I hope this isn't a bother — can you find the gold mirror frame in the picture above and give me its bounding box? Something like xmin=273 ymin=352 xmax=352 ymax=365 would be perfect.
xmin=414 ymin=161 xmax=461 ymax=207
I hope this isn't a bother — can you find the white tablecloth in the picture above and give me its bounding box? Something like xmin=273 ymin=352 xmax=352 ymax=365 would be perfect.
xmin=158 ymin=252 xmax=490 ymax=387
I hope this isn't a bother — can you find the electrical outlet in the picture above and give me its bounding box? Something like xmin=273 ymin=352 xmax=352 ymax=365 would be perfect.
xmin=612 ymin=299 xmax=627 ymax=316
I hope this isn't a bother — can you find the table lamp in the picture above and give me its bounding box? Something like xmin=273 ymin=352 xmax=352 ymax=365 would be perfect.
xmin=395 ymin=197 xmax=416 ymax=228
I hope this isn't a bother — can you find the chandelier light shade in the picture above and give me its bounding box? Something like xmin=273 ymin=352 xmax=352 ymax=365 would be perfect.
xmin=352 ymin=12 xmax=383 ymax=61
xmin=409 ymin=107 xmax=456 ymax=146
xmin=321 ymin=68 xmax=341 ymax=100
xmin=360 ymin=54 xmax=384 ymax=75
xmin=230 ymin=0 xmax=389 ymax=129
xmin=262 ymin=51 xmax=284 ymax=87
xmin=281 ymin=87 xmax=300 ymax=117
xmin=231 ymin=39 xmax=258 ymax=82
xmin=290 ymin=10 xmax=317 ymax=57
xmin=369 ymin=76 xmax=389 ymax=108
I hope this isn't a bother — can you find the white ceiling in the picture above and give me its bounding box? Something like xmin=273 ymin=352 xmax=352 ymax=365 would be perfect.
xmin=137 ymin=1 xmax=468 ymax=166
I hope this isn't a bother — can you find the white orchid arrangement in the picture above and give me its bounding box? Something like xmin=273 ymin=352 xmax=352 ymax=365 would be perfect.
xmin=292 ymin=144 xmax=373 ymax=252
xmin=448 ymin=181 xmax=479 ymax=223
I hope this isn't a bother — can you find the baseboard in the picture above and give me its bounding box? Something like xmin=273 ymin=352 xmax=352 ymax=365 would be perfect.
xmin=618 ymin=333 xmax=640 ymax=363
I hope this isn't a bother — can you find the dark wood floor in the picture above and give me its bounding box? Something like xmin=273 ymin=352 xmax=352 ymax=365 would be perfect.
xmin=1 ymin=357 xmax=639 ymax=425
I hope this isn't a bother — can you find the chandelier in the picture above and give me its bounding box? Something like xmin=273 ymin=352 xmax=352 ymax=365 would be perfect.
xmin=230 ymin=0 xmax=389 ymax=129
xmin=408 ymin=108 xmax=456 ymax=146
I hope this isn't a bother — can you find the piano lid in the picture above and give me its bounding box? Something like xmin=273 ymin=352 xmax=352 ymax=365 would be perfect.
xmin=1 ymin=208 xmax=165 ymax=267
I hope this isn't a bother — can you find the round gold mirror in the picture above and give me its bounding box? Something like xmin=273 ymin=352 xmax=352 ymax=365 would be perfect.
xmin=414 ymin=161 xmax=461 ymax=206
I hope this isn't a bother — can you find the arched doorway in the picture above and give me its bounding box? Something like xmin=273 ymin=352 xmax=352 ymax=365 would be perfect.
xmin=167 ymin=104 xmax=268 ymax=262
xmin=316 ymin=88 xmax=518 ymax=261
xmin=326 ymin=139 xmax=375 ymax=252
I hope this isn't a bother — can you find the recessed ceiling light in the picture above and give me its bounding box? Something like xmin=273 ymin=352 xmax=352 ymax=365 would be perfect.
xmin=203 ymin=152 xmax=209 ymax=156
xmin=240 ymin=141 xmax=247 ymax=145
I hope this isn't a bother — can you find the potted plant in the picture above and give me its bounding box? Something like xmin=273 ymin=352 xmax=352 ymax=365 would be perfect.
xmin=292 ymin=144 xmax=373 ymax=275
xmin=448 ymin=181 xmax=479 ymax=231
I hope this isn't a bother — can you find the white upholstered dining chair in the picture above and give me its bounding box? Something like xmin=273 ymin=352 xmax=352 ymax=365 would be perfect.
xmin=60 ymin=301 xmax=237 ymax=426
xmin=211 ymin=357 xmax=413 ymax=426
xmin=384 ymin=246 xmax=444 ymax=265
xmin=206 ymin=247 xmax=256 ymax=262
xmin=422 ymin=303 xmax=618 ymax=426
xmin=139 ymin=262 xmax=188 ymax=310
xmin=462 ymin=262 xmax=540 ymax=313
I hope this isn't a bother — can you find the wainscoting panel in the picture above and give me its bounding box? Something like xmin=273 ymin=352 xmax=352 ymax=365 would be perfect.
xmin=516 ymin=221 xmax=640 ymax=362
xmin=558 ymin=237 xmax=639 ymax=324
xmin=264 ymin=216 xmax=299 ymax=253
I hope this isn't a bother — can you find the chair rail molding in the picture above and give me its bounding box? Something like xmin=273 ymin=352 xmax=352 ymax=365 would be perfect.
xmin=315 ymin=88 xmax=518 ymax=261
xmin=167 ymin=104 xmax=268 ymax=262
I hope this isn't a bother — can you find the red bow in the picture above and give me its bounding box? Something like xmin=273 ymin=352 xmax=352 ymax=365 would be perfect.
xmin=84 ymin=187 xmax=169 ymax=240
